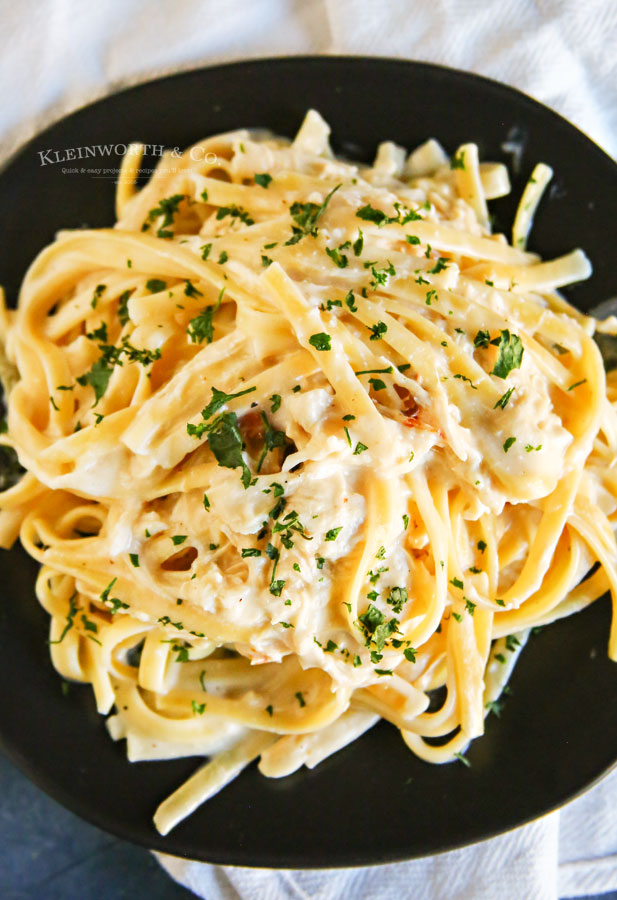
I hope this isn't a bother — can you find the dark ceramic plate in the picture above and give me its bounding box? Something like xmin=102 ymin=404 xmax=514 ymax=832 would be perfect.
xmin=1 ymin=57 xmax=617 ymax=868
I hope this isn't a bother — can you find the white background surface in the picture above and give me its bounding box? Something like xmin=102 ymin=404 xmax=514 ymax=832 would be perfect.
xmin=1 ymin=1 xmax=617 ymax=898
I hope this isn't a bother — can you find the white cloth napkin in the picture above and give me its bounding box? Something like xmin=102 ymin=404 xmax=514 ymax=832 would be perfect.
xmin=2 ymin=1 xmax=617 ymax=898
xmin=156 ymin=763 xmax=617 ymax=899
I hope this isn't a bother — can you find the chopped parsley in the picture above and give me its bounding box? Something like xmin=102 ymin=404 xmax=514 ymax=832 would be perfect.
xmin=367 ymin=261 xmax=396 ymax=291
xmin=453 ymin=751 xmax=471 ymax=767
xmin=216 ymin=204 xmax=254 ymax=226
xmin=322 ymin=298 xmax=342 ymax=310
xmin=254 ymin=173 xmax=272 ymax=188
xmin=285 ymin=184 xmax=341 ymax=245
xmin=465 ymin=598 xmax=476 ymax=616
xmin=326 ymin=246 xmax=348 ymax=268
xmin=344 ymin=290 xmax=358 ymax=312
xmin=145 ymin=278 xmax=167 ymax=293
xmin=358 ymin=605 xmax=398 ymax=653
xmin=256 ymin=411 xmax=287 ymax=472
xmin=77 ymin=335 xmax=161 ymax=405
xmin=49 ymin=592 xmax=79 ymax=644
xmin=187 ymin=286 xmax=224 ymax=345
xmin=567 ymin=379 xmax=587 ymax=391
xmin=485 ymin=699 xmax=503 ymax=717
xmin=309 ymin=332 xmax=332 ymax=351
xmin=241 ymin=548 xmax=261 ymax=557
xmin=325 ymin=527 xmax=342 ymax=542
xmin=503 ymin=436 xmax=516 ymax=453
xmin=356 ymin=201 xmax=422 ymax=227
xmin=117 ymin=289 xmax=131 ymax=325
xmin=473 ymin=329 xmax=491 ymax=349
xmin=189 ymin=385 xmax=257 ymax=433
xmin=491 ymin=330 xmax=524 ymax=379
xmin=187 ymin=385 xmax=257 ymax=487
xmin=184 ymin=280 xmax=203 ymax=299
xmin=450 ymin=151 xmax=466 ymax=170
xmin=453 ymin=374 xmax=477 ymax=389
xmin=355 ymin=366 xmax=393 ymax=376
xmin=387 ymin=586 xmax=407 ymax=613
xmin=356 ymin=204 xmax=390 ymax=225
xmin=368 ymin=321 xmax=388 ymax=341
xmin=428 ymin=257 xmax=449 ymax=274
xmin=90 ymin=284 xmax=106 ymax=309
xmin=494 ymin=387 xmax=515 ymax=410
xmin=129 ymin=553 xmax=140 ymax=567
xmin=143 ymin=193 xmax=186 ymax=238
xmin=525 ymin=443 xmax=542 ymax=452
xmin=85 ymin=322 xmax=108 ymax=343
xmin=100 ymin=578 xmax=129 ymax=614
xmin=192 ymin=700 xmax=206 ymax=715
xmin=295 ymin=691 xmax=306 ymax=707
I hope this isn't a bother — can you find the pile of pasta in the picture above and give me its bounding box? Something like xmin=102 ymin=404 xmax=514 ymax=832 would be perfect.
xmin=1 ymin=110 xmax=617 ymax=834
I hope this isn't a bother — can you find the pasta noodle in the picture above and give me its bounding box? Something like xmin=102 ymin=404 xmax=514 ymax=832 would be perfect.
xmin=1 ymin=110 xmax=616 ymax=835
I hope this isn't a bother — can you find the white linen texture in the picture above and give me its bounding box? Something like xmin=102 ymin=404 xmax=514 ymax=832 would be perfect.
xmin=1 ymin=1 xmax=617 ymax=898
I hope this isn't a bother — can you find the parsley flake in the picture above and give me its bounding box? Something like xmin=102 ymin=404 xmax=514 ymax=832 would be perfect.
xmin=285 ymin=184 xmax=341 ymax=245
xmin=491 ymin=330 xmax=524 ymax=379
xmin=368 ymin=321 xmax=388 ymax=341
xmin=309 ymin=332 xmax=332 ymax=351
xmin=494 ymin=387 xmax=515 ymax=410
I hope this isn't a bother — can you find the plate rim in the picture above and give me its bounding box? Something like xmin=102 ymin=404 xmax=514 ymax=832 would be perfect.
xmin=1 ymin=54 xmax=615 ymax=179
xmin=1 ymin=54 xmax=617 ymax=868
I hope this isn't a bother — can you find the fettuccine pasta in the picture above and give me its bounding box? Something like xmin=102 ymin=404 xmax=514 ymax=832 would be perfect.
xmin=1 ymin=110 xmax=616 ymax=835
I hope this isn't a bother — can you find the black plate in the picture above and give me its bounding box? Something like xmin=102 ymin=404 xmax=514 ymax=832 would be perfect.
xmin=1 ymin=57 xmax=617 ymax=868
